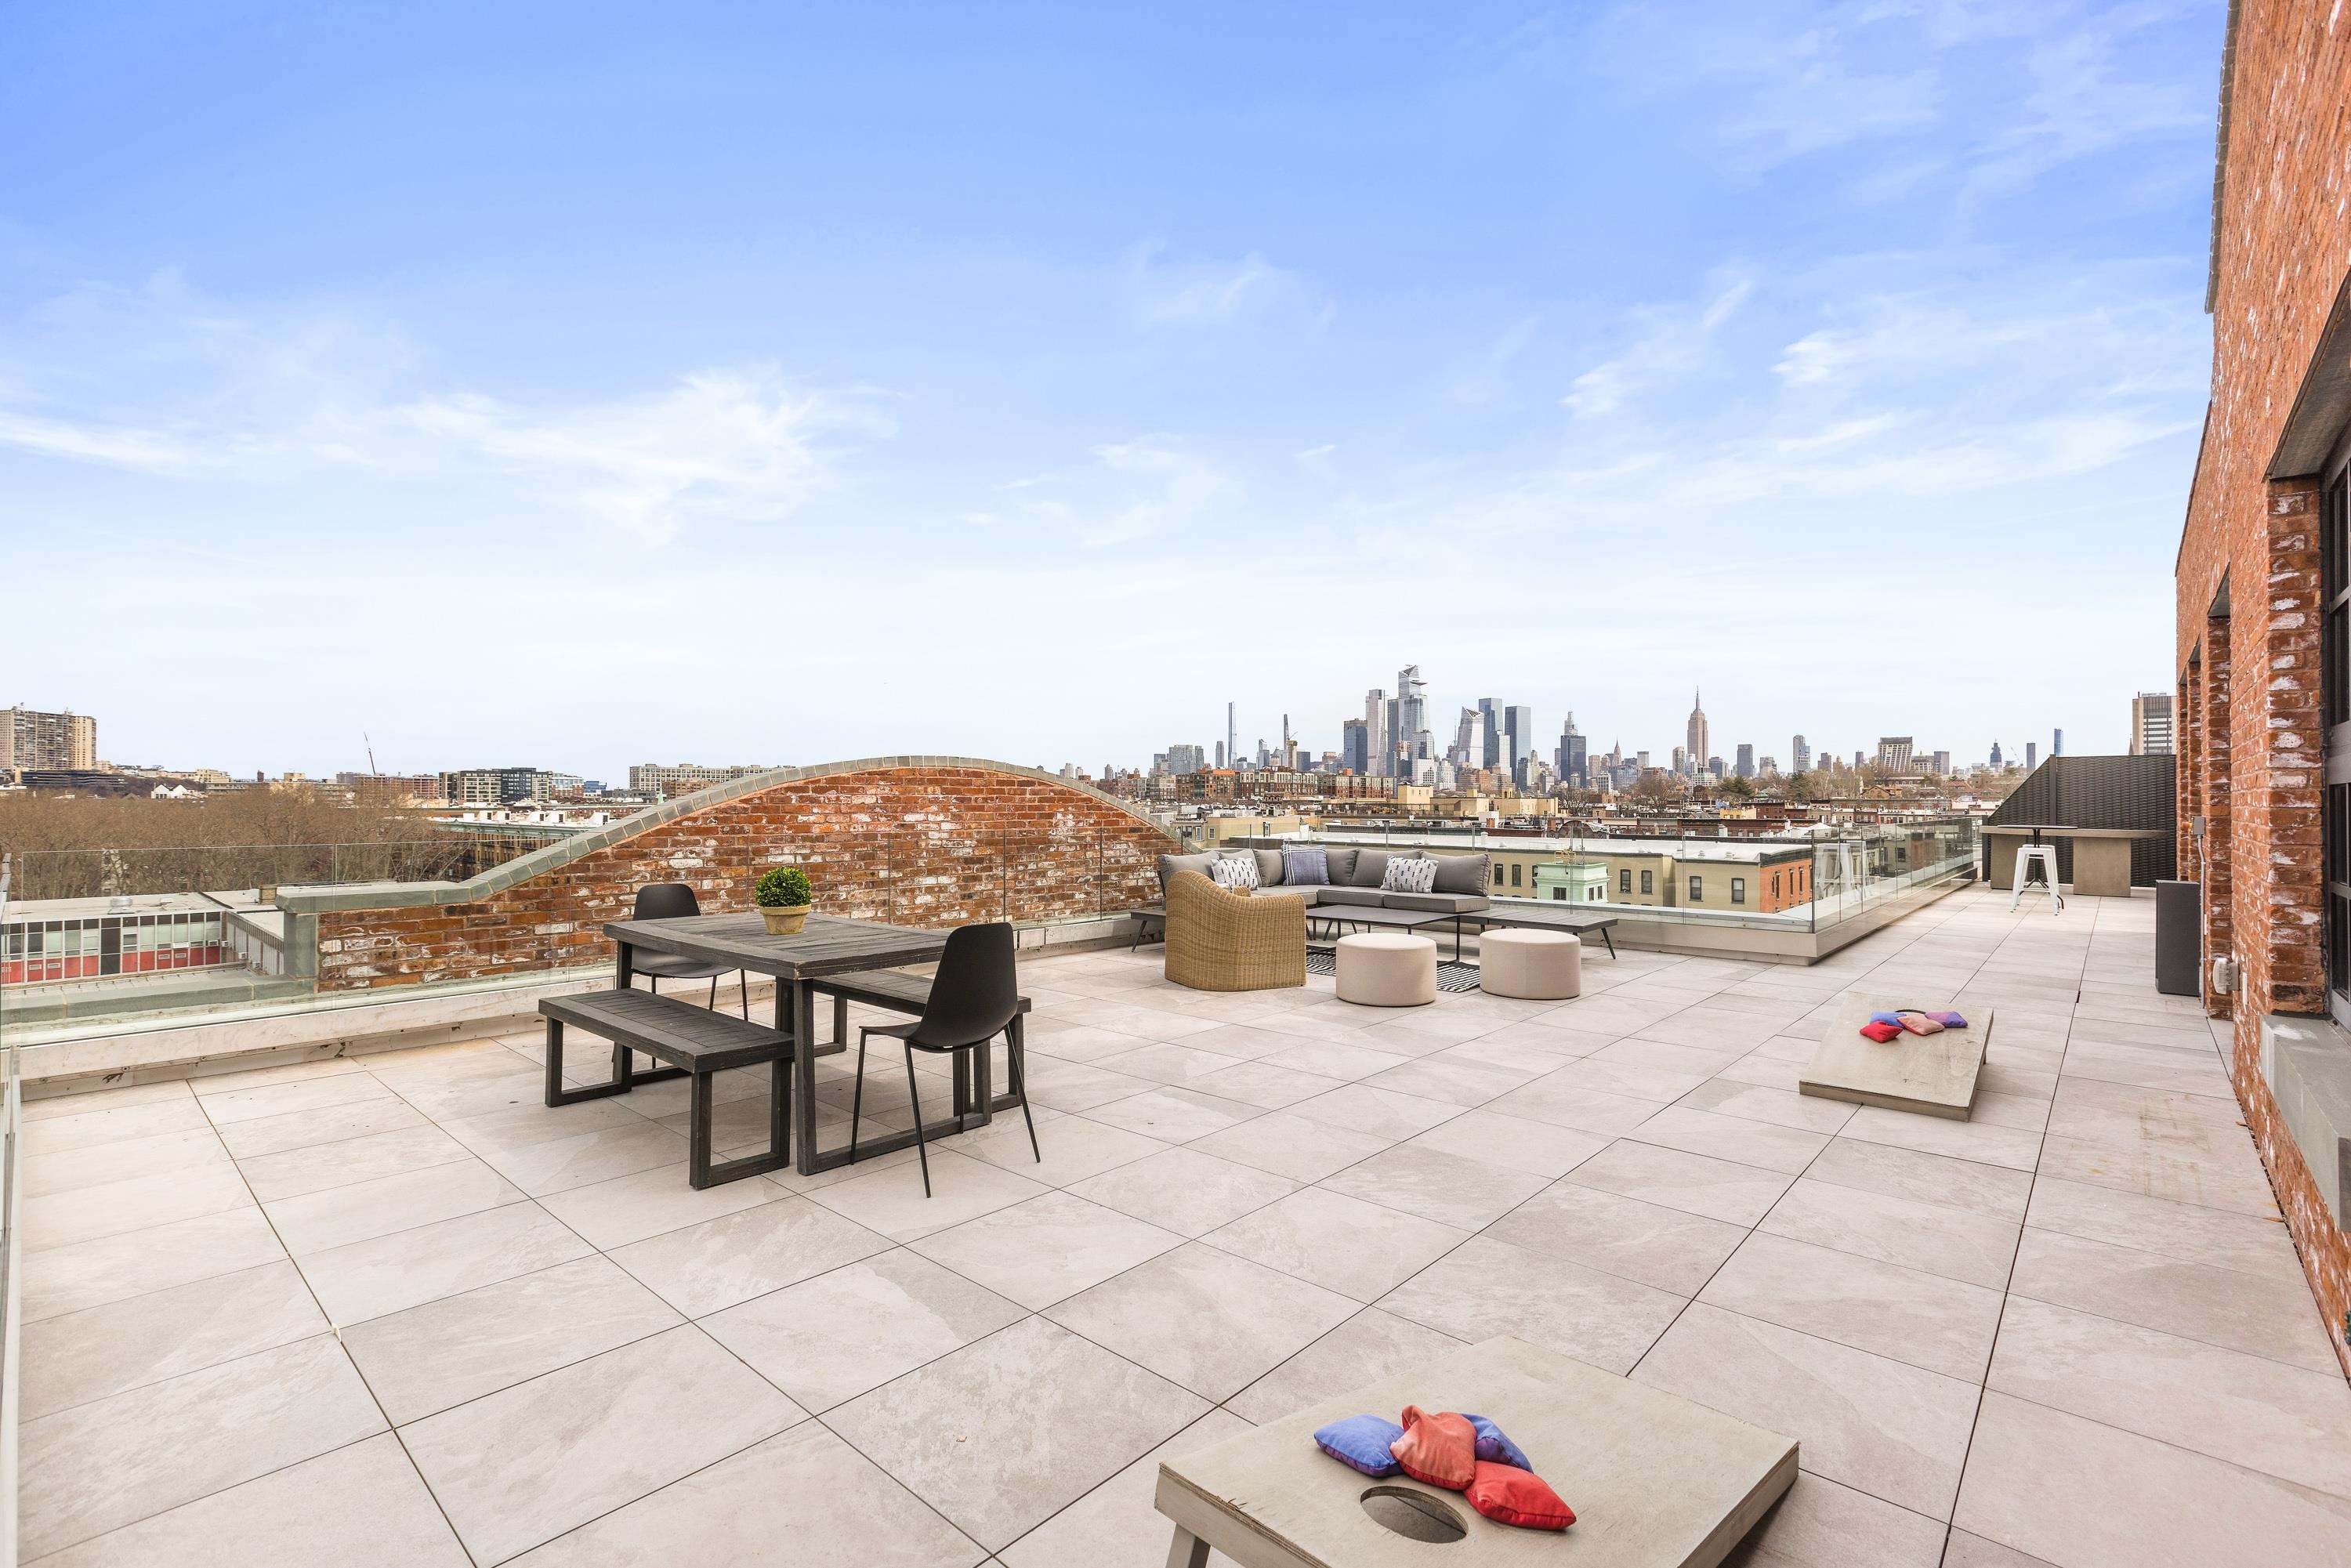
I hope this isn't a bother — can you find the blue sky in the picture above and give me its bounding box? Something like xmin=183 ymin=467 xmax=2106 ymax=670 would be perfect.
xmin=2 ymin=2 xmax=2218 ymax=779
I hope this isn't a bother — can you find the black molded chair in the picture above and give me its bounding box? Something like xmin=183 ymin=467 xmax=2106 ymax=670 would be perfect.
xmin=631 ymin=883 xmax=748 ymax=1018
xmin=848 ymin=922 xmax=1036 ymax=1195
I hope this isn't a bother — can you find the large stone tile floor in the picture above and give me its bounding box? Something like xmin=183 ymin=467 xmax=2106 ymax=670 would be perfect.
xmin=15 ymin=885 xmax=2351 ymax=1565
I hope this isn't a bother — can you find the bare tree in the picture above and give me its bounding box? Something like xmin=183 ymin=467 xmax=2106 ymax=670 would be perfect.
xmin=0 ymin=787 xmax=552 ymax=900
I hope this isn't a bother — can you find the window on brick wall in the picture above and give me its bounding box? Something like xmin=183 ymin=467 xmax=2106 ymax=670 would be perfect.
xmin=2327 ymin=469 xmax=2351 ymax=1027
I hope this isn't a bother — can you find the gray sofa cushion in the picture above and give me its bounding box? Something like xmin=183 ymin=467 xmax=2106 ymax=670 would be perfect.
xmin=1380 ymin=892 xmax=1491 ymax=914
xmin=1282 ymin=846 xmax=1331 ymax=885
xmin=1432 ymin=853 xmax=1489 ymax=896
xmin=1349 ymin=849 xmax=1393 ymax=888
xmin=1252 ymin=848 xmax=1286 ymax=886
xmin=1316 ymin=885 xmax=1386 ymax=907
xmin=1156 ymin=852 xmax=1217 ymax=892
xmin=1250 ymin=885 xmax=1315 ymax=899
xmin=1322 ymin=846 xmax=1359 ymax=885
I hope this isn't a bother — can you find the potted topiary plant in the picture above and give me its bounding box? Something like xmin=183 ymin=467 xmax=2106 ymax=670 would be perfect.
xmin=754 ymin=865 xmax=813 ymax=936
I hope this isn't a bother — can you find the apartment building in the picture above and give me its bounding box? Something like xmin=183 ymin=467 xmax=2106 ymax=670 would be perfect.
xmin=625 ymin=762 xmax=776 ymax=796
xmin=1 ymin=706 xmax=96 ymax=773
xmin=1320 ymin=833 xmax=1816 ymax=914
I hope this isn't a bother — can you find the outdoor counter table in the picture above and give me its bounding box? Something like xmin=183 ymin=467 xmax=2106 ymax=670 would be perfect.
xmin=603 ymin=911 xmax=1009 ymax=1176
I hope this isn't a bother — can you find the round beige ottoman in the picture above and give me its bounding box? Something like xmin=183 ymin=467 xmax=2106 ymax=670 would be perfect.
xmin=1478 ymin=929 xmax=1582 ymax=1000
xmin=1335 ymin=932 xmax=1438 ymax=1007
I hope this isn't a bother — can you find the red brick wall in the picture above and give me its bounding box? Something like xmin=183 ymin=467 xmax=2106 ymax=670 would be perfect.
xmin=313 ymin=765 xmax=1172 ymax=991
xmin=2175 ymin=4 xmax=2351 ymax=1375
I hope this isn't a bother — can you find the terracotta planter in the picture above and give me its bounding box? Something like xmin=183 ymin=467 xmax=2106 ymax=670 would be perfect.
xmin=760 ymin=904 xmax=810 ymax=936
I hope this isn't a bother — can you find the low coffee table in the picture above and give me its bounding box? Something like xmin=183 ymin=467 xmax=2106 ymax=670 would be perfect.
xmin=1155 ymin=1335 xmax=1796 ymax=1567
xmin=1303 ymin=904 xmax=1458 ymax=957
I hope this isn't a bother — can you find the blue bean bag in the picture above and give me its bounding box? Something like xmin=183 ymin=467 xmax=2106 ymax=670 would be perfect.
xmin=1461 ymin=1412 xmax=1532 ymax=1471
xmin=1313 ymin=1414 xmax=1404 ymax=1477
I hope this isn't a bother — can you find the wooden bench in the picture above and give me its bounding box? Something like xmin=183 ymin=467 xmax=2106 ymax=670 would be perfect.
xmin=539 ymin=989 xmax=793 ymax=1189
xmin=806 ymin=966 xmax=1034 ymax=1127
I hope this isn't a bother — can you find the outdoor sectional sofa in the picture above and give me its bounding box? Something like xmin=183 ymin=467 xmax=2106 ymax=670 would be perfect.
xmin=1154 ymin=845 xmax=1491 ymax=917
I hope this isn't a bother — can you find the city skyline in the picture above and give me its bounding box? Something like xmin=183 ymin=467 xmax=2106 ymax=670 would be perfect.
xmin=1146 ymin=666 xmax=2083 ymax=784
xmin=9 ymin=675 xmax=2117 ymax=787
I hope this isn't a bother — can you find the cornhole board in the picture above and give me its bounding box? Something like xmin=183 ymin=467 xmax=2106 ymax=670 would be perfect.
xmin=1154 ymin=1335 xmax=1797 ymax=1568
xmin=1799 ymin=998 xmax=1994 ymax=1120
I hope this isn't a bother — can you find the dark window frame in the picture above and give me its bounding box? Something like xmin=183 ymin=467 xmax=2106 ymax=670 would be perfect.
xmin=2326 ymin=466 xmax=2351 ymax=1027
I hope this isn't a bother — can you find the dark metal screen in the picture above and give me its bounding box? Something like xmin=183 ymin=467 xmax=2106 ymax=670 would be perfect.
xmin=1985 ymin=753 xmax=2178 ymax=887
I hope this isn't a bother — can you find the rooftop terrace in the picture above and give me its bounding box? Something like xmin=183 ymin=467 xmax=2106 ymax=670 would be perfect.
xmin=11 ymin=883 xmax=2347 ymax=1566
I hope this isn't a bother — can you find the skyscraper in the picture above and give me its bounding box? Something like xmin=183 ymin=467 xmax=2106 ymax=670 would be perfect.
xmin=1396 ymin=665 xmax=1428 ymax=776
xmin=2130 ymin=693 xmax=2175 ymax=755
xmin=2026 ymin=741 xmax=2038 ymax=770
xmin=1451 ymin=708 xmax=1480 ymax=769
xmin=1479 ymin=697 xmax=1502 ymax=770
xmin=1735 ymin=743 xmax=1755 ymax=779
xmin=1875 ymin=737 xmax=1914 ymax=771
xmin=1991 ymin=739 xmax=2004 ymax=768
xmin=1686 ymin=690 xmax=1708 ymax=778
xmin=1557 ymin=715 xmax=1587 ymax=788
xmin=1227 ymin=702 xmax=1237 ymax=771
xmin=2 ymin=706 xmax=97 ymax=772
xmin=2052 ymin=727 xmax=2065 ymax=758
xmin=1791 ymin=734 xmax=1809 ymax=773
xmin=1364 ymin=689 xmax=1389 ymax=777
xmin=1342 ymin=719 xmax=1368 ymax=774
xmin=1168 ymin=743 xmax=1204 ymax=774
xmin=1504 ymin=705 xmax=1534 ymax=785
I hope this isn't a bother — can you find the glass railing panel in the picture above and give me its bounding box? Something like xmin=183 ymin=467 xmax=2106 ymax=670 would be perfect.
xmin=1 ymin=850 xmax=23 ymax=1565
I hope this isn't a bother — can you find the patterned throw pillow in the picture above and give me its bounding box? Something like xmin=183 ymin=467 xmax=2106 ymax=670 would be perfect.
xmin=1380 ymin=855 xmax=1438 ymax=894
xmin=1282 ymin=846 xmax=1330 ymax=885
xmin=1210 ymin=854 xmax=1260 ymax=891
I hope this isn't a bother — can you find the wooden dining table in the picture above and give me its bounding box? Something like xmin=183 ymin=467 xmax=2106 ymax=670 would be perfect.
xmin=602 ymin=911 xmax=973 ymax=1176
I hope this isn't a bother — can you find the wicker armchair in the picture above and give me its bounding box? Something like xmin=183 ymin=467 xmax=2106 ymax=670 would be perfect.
xmin=1164 ymin=870 xmax=1306 ymax=991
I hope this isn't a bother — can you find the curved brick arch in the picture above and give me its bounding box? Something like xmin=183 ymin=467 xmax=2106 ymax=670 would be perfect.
xmin=302 ymin=758 xmax=1176 ymax=991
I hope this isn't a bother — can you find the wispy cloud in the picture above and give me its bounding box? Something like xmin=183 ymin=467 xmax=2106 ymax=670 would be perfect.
xmin=1592 ymin=3 xmax=1943 ymax=170
xmin=400 ymin=371 xmax=871 ymax=540
xmin=1127 ymin=245 xmax=1320 ymax=328
xmin=1563 ymin=278 xmax=1752 ymax=417
xmin=1588 ymin=2 xmax=2203 ymax=204
xmin=1958 ymin=25 xmax=2207 ymax=204
xmin=999 ymin=437 xmax=1230 ymax=548
xmin=0 ymin=283 xmax=883 ymax=541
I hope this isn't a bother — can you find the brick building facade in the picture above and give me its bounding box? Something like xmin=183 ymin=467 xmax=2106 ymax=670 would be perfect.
xmin=291 ymin=759 xmax=1174 ymax=992
xmin=2175 ymin=4 xmax=2351 ymax=1371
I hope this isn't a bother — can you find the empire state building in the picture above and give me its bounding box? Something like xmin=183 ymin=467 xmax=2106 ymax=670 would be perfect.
xmin=1686 ymin=690 xmax=1708 ymax=776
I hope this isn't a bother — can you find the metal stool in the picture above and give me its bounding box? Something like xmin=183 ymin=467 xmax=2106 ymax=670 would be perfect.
xmin=2011 ymin=843 xmax=2063 ymax=913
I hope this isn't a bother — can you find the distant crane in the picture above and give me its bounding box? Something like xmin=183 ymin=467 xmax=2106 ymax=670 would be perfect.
xmin=365 ymin=732 xmax=379 ymax=775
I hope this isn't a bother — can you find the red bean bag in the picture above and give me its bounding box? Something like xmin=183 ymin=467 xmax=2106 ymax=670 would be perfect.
xmin=1389 ymin=1406 xmax=1476 ymax=1490
xmin=1859 ymin=1019 xmax=1904 ymax=1042
xmin=1465 ymin=1460 xmax=1576 ymax=1530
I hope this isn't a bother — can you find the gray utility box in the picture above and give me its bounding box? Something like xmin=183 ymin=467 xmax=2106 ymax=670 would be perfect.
xmin=2156 ymin=879 xmax=2201 ymax=996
